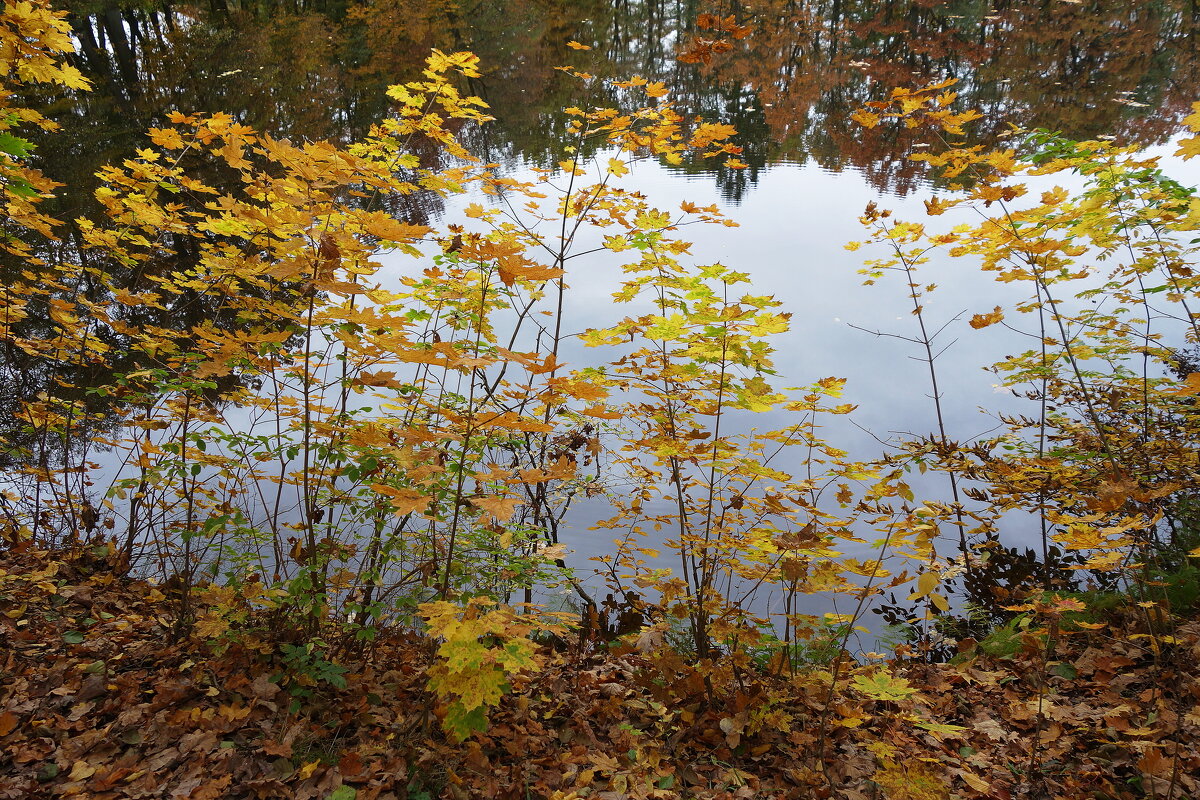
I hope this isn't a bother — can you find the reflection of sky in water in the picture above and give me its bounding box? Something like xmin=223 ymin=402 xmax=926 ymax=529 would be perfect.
xmin=424 ymin=135 xmax=1200 ymax=622
xmin=75 ymin=128 xmax=1200 ymax=636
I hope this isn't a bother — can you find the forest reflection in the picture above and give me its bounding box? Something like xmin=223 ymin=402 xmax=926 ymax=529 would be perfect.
xmin=25 ymin=0 xmax=1199 ymax=206
xmin=3 ymin=0 xmax=1198 ymax=464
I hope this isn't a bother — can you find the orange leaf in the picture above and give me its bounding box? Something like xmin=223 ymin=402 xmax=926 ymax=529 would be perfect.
xmin=371 ymin=484 xmax=432 ymax=516
xmin=969 ymin=306 xmax=1004 ymax=329
xmin=477 ymin=412 xmax=554 ymax=433
xmin=1169 ymin=372 xmax=1200 ymax=396
xmin=470 ymin=495 xmax=522 ymax=522
xmin=580 ymin=405 xmax=622 ymax=420
xmin=499 ymin=264 xmax=565 ymax=285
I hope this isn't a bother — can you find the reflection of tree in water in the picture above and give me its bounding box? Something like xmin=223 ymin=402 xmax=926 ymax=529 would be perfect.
xmin=7 ymin=0 xmax=1199 ymax=463
xmin=439 ymin=0 xmax=1199 ymax=198
xmin=29 ymin=3 xmax=421 ymax=215
xmin=28 ymin=0 xmax=1200 ymax=200
xmin=676 ymin=0 xmax=1199 ymax=195
xmin=4 ymin=1 xmax=454 ymax=464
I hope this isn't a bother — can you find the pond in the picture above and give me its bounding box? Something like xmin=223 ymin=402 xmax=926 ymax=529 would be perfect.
xmin=6 ymin=0 xmax=1200 ymax=645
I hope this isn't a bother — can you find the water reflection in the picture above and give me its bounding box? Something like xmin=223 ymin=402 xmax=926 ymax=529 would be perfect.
xmin=25 ymin=0 xmax=1199 ymax=205
xmin=6 ymin=0 xmax=1199 ymax=519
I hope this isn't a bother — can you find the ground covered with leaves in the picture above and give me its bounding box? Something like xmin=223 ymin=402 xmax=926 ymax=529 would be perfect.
xmin=2 ymin=545 xmax=1199 ymax=800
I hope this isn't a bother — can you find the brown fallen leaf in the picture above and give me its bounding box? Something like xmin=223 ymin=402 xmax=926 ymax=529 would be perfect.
xmin=75 ymin=673 xmax=106 ymax=702
xmin=250 ymin=673 xmax=279 ymax=699
xmin=262 ymin=738 xmax=293 ymax=758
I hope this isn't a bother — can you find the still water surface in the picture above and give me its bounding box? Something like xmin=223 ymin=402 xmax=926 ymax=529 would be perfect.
xmin=9 ymin=0 xmax=1200 ymax=628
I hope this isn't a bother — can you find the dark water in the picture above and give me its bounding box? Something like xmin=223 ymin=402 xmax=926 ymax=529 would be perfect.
xmin=24 ymin=0 xmax=1200 ymax=206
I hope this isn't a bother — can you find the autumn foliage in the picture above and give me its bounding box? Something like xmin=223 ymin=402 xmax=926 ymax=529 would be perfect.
xmin=4 ymin=1 xmax=1200 ymax=798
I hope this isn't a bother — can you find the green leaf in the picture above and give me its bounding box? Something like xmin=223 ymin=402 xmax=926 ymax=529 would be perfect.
xmin=326 ymin=786 xmax=357 ymax=800
xmin=62 ymin=630 xmax=85 ymax=645
xmin=1051 ymin=662 xmax=1078 ymax=680
xmin=444 ymin=701 xmax=488 ymax=742
xmin=0 ymin=132 xmax=33 ymax=158
xmin=3 ymin=173 xmax=37 ymax=197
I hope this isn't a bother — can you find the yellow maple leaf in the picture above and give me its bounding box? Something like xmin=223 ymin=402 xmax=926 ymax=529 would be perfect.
xmin=911 ymin=570 xmax=939 ymax=599
xmin=851 ymin=108 xmax=882 ymax=128
xmin=969 ymin=306 xmax=1005 ymax=329
xmin=1175 ymin=135 xmax=1200 ymax=161
xmin=634 ymin=209 xmax=672 ymax=230
xmin=1182 ymin=101 xmax=1200 ymax=133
